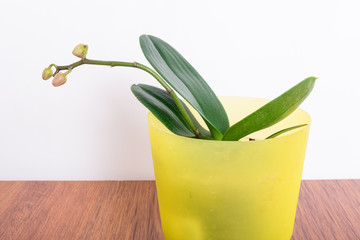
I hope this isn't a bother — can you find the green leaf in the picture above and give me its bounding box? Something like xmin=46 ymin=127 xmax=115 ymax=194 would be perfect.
xmin=139 ymin=35 xmax=229 ymax=138
xmin=131 ymin=84 xmax=210 ymax=137
xmin=265 ymin=124 xmax=307 ymax=139
xmin=222 ymin=77 xmax=317 ymax=141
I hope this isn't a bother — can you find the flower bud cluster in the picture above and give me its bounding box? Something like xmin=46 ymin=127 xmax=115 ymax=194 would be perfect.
xmin=42 ymin=43 xmax=87 ymax=87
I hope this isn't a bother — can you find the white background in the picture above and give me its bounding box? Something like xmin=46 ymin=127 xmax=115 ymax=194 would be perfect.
xmin=0 ymin=0 xmax=359 ymax=180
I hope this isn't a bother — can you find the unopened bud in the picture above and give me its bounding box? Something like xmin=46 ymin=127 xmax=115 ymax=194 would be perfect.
xmin=72 ymin=44 xmax=88 ymax=59
xmin=42 ymin=67 xmax=53 ymax=80
xmin=52 ymin=73 xmax=67 ymax=87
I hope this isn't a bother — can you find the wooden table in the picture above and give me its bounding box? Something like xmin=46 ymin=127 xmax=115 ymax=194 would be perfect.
xmin=0 ymin=180 xmax=359 ymax=239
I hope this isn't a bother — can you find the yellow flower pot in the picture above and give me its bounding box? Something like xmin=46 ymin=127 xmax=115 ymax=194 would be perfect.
xmin=148 ymin=97 xmax=311 ymax=240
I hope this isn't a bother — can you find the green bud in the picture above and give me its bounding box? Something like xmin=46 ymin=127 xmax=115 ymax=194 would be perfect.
xmin=42 ymin=67 xmax=53 ymax=80
xmin=52 ymin=73 xmax=67 ymax=87
xmin=72 ymin=44 xmax=88 ymax=59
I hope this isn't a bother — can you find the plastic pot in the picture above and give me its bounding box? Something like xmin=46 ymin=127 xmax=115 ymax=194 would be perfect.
xmin=148 ymin=97 xmax=310 ymax=240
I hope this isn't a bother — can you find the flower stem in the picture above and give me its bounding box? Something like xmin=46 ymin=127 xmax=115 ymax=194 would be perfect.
xmin=55 ymin=58 xmax=207 ymax=139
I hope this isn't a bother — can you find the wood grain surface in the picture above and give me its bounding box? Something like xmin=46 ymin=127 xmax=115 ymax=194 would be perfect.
xmin=0 ymin=180 xmax=359 ymax=240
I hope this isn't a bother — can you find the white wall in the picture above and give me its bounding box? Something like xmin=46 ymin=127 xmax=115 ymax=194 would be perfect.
xmin=0 ymin=0 xmax=359 ymax=180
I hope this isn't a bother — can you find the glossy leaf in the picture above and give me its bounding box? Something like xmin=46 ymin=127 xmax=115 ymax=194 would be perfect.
xmin=222 ymin=77 xmax=316 ymax=141
xmin=131 ymin=84 xmax=210 ymax=137
xmin=266 ymin=124 xmax=307 ymax=139
xmin=139 ymin=35 xmax=229 ymax=138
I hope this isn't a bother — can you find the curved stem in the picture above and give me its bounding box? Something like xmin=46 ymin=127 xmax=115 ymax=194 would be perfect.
xmin=55 ymin=58 xmax=206 ymax=139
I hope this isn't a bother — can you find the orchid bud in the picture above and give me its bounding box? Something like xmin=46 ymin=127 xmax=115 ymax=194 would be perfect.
xmin=42 ymin=67 xmax=53 ymax=80
xmin=52 ymin=73 xmax=67 ymax=87
xmin=72 ymin=44 xmax=88 ymax=59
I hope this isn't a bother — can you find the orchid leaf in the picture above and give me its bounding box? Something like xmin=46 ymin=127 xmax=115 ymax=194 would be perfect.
xmin=266 ymin=124 xmax=307 ymax=139
xmin=139 ymin=35 xmax=229 ymax=139
xmin=131 ymin=84 xmax=211 ymax=137
xmin=222 ymin=77 xmax=316 ymax=141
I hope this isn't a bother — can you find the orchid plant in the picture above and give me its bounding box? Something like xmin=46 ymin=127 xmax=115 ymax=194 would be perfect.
xmin=42 ymin=35 xmax=316 ymax=141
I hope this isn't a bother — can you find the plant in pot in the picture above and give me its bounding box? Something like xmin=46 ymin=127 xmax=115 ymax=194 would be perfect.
xmin=42 ymin=35 xmax=316 ymax=240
